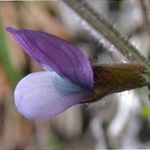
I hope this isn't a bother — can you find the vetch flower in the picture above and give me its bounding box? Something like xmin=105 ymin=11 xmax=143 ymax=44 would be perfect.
xmin=6 ymin=27 xmax=94 ymax=119
xmin=6 ymin=27 xmax=150 ymax=120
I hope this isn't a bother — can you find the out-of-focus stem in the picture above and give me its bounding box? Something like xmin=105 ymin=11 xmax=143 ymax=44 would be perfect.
xmin=140 ymin=0 xmax=150 ymax=33
xmin=63 ymin=0 xmax=150 ymax=70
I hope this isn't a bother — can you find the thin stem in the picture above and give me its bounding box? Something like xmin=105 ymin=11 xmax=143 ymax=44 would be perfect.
xmin=140 ymin=0 xmax=150 ymax=33
xmin=63 ymin=0 xmax=150 ymax=70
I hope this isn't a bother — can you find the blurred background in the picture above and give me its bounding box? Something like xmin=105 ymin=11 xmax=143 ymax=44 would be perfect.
xmin=0 ymin=0 xmax=150 ymax=149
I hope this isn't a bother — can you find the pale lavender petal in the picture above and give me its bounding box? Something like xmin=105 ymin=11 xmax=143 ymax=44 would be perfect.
xmin=6 ymin=27 xmax=93 ymax=89
xmin=14 ymin=71 xmax=93 ymax=119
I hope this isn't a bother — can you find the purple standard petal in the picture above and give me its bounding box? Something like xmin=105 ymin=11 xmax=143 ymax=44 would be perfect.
xmin=14 ymin=71 xmax=93 ymax=119
xmin=6 ymin=27 xmax=93 ymax=89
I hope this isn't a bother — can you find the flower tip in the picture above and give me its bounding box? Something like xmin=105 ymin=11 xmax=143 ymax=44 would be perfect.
xmin=5 ymin=27 xmax=16 ymax=33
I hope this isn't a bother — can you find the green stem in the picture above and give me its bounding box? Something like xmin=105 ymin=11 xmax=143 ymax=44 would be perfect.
xmin=63 ymin=0 xmax=150 ymax=70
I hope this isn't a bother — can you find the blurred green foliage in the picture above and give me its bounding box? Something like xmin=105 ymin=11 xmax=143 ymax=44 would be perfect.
xmin=0 ymin=25 xmax=22 ymax=86
xmin=141 ymin=105 xmax=150 ymax=118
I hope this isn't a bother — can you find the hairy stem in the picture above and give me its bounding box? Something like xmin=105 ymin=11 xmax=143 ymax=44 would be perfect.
xmin=63 ymin=0 xmax=150 ymax=70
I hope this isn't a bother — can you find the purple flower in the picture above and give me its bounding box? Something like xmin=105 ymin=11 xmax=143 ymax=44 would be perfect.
xmin=6 ymin=27 xmax=94 ymax=119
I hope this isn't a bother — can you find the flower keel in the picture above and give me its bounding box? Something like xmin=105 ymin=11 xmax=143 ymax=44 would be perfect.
xmin=14 ymin=71 xmax=92 ymax=119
